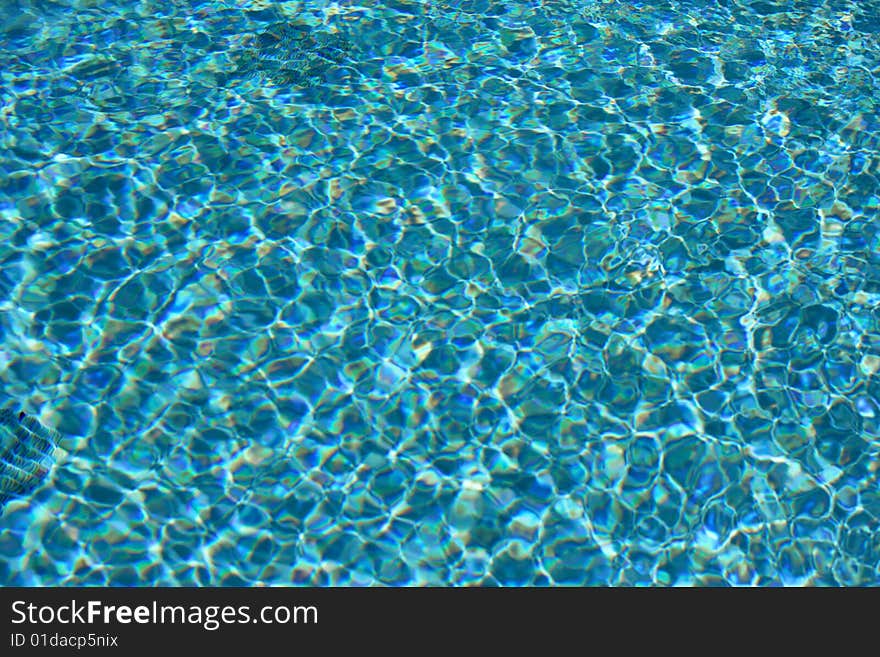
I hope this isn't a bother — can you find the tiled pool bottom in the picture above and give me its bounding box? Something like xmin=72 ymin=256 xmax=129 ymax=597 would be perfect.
xmin=1 ymin=0 xmax=879 ymax=585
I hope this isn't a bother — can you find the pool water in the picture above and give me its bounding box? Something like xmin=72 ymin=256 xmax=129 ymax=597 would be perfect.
xmin=0 ymin=0 xmax=878 ymax=586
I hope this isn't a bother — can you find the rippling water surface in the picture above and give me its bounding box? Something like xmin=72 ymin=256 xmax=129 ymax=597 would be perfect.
xmin=0 ymin=0 xmax=878 ymax=585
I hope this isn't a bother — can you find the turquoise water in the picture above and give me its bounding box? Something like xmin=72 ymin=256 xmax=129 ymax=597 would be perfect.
xmin=0 ymin=0 xmax=878 ymax=586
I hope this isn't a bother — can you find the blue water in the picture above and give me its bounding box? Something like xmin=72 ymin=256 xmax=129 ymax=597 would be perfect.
xmin=0 ymin=0 xmax=878 ymax=586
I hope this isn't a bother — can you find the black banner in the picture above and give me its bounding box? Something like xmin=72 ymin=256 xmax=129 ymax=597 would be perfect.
xmin=1 ymin=586 xmax=865 ymax=652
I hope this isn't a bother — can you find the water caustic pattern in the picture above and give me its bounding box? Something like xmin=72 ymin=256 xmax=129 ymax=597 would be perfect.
xmin=0 ymin=0 xmax=878 ymax=585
